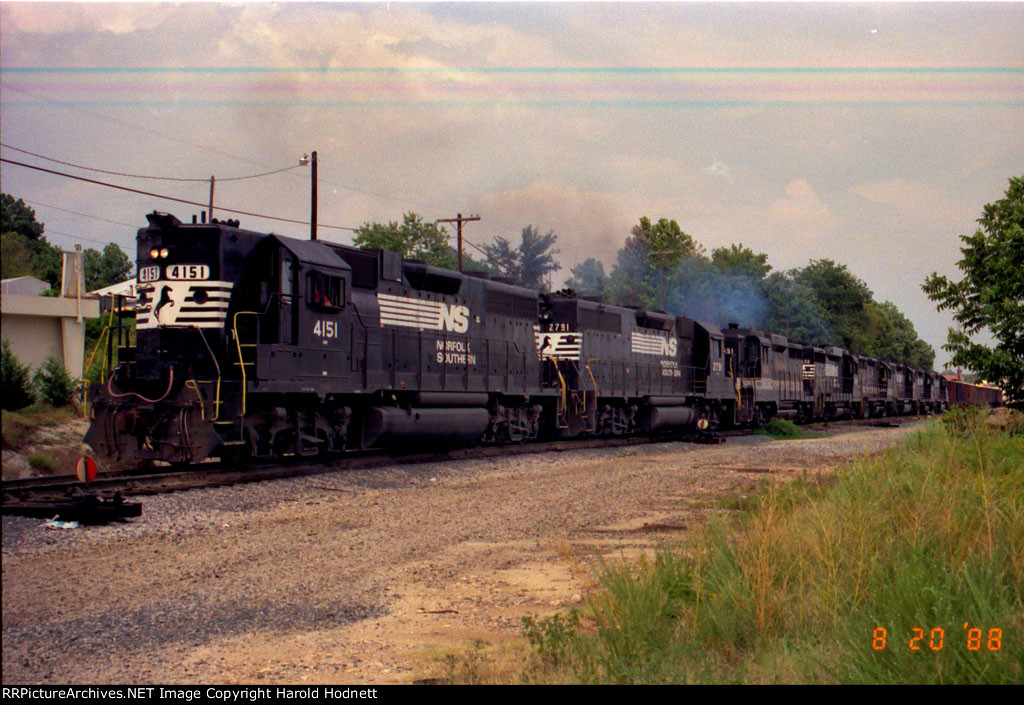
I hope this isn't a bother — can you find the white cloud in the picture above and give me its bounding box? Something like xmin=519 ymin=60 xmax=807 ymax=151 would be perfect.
xmin=703 ymin=157 xmax=734 ymax=184
xmin=2 ymin=3 xmax=179 ymax=35
xmin=766 ymin=179 xmax=838 ymax=242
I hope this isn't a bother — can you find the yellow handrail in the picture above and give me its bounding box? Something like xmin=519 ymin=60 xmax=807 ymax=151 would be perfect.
xmin=232 ymin=311 xmax=259 ymax=416
xmin=585 ymin=358 xmax=600 ymax=413
xmin=192 ymin=326 xmax=222 ymax=421
xmin=552 ymin=359 xmax=567 ymax=422
xmin=185 ymin=379 xmax=207 ymax=421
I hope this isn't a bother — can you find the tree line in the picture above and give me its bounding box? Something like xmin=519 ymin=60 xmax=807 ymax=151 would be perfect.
xmin=1 ymin=194 xmax=133 ymax=293
xmin=355 ymin=212 xmax=936 ymax=370
xmin=5 ymin=175 xmax=1019 ymax=406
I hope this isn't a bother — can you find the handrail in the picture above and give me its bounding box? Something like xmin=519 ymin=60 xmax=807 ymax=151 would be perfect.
xmin=185 ymin=379 xmax=207 ymax=421
xmin=191 ymin=325 xmax=222 ymax=421
xmin=233 ymin=311 xmax=259 ymax=416
xmin=551 ymin=360 xmax=568 ymax=423
xmin=586 ymin=358 xmax=600 ymax=413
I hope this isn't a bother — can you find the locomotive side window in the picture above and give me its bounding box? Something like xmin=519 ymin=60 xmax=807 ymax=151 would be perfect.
xmin=308 ymin=271 xmax=345 ymax=310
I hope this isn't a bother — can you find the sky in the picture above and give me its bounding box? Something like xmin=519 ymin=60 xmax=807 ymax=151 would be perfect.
xmin=1 ymin=1 xmax=1022 ymax=368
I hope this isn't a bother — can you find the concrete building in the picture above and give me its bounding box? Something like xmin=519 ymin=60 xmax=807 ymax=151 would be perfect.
xmin=1 ymin=251 xmax=100 ymax=378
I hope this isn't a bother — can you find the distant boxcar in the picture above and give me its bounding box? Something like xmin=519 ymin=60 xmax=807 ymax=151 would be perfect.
xmin=945 ymin=376 xmax=1004 ymax=408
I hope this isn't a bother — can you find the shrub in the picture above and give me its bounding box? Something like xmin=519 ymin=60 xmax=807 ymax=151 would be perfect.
xmin=27 ymin=453 xmax=54 ymax=471
xmin=33 ymin=354 xmax=76 ymax=407
xmin=1 ymin=339 xmax=34 ymax=410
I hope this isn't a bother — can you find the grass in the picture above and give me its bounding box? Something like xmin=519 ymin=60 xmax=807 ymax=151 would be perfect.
xmin=512 ymin=407 xmax=1023 ymax=684
xmin=26 ymin=453 xmax=54 ymax=471
xmin=756 ymin=417 xmax=822 ymax=439
xmin=2 ymin=403 xmax=80 ymax=450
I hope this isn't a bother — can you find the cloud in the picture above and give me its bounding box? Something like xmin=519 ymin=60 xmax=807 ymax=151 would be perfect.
xmin=766 ymin=179 xmax=838 ymax=242
xmin=2 ymin=3 xmax=179 ymax=36
xmin=703 ymin=157 xmax=734 ymax=184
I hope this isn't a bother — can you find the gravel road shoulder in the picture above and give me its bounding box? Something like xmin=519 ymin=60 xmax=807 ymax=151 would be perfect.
xmin=2 ymin=424 xmax=924 ymax=684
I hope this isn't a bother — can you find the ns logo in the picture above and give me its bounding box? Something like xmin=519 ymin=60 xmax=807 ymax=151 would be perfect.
xmin=661 ymin=337 xmax=679 ymax=357
xmin=439 ymin=304 xmax=470 ymax=333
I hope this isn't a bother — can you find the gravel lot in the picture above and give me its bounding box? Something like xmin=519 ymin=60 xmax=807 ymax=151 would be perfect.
xmin=2 ymin=424 xmax=922 ymax=684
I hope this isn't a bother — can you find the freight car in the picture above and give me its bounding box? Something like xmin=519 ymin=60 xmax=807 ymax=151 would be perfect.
xmin=85 ymin=212 xmax=958 ymax=466
xmin=945 ymin=375 xmax=1004 ymax=408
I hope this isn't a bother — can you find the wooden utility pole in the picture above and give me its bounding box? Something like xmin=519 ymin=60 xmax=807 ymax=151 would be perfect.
xmin=310 ymin=151 xmax=318 ymax=241
xmin=436 ymin=213 xmax=480 ymax=271
xmin=208 ymin=175 xmax=215 ymax=221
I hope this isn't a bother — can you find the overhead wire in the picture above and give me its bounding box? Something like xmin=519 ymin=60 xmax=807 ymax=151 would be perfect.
xmin=3 ymin=85 xmax=548 ymax=271
xmin=23 ymin=199 xmax=141 ymax=229
xmin=1 ymin=83 xmax=452 ymax=214
xmin=2 ymin=158 xmax=356 ymax=232
xmin=1 ymin=143 xmax=302 ymax=182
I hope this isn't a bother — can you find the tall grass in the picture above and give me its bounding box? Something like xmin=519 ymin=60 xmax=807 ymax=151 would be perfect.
xmin=521 ymin=409 xmax=1023 ymax=684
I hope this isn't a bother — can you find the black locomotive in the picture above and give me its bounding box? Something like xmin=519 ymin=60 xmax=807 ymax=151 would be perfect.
xmin=85 ymin=212 xmax=951 ymax=466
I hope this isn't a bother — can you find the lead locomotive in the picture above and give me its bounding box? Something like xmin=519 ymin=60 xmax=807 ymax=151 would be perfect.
xmin=85 ymin=212 xmax=950 ymax=466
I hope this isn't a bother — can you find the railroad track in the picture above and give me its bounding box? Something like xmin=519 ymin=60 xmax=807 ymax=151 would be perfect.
xmin=2 ymin=415 xmax=926 ymax=522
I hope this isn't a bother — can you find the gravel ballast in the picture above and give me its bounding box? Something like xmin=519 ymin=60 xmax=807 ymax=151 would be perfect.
xmin=2 ymin=424 xmax=923 ymax=684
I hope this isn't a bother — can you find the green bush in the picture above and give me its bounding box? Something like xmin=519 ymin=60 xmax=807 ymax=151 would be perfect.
xmin=758 ymin=417 xmax=819 ymax=439
xmin=32 ymin=354 xmax=76 ymax=407
xmin=27 ymin=453 xmax=54 ymax=471
xmin=1 ymin=339 xmax=34 ymax=410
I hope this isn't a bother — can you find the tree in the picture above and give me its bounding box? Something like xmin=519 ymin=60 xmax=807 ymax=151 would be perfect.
xmin=711 ymin=243 xmax=772 ymax=279
xmin=1 ymin=231 xmax=37 ymax=280
xmin=923 ymin=176 xmax=1024 ymax=409
xmin=1 ymin=339 xmax=34 ymax=410
xmin=483 ymin=225 xmax=560 ymax=289
xmin=860 ymin=301 xmax=936 ymax=370
xmin=482 ymin=236 xmax=520 ymax=281
xmin=565 ymin=258 xmax=608 ymax=298
xmin=761 ymin=272 xmax=834 ymax=344
xmin=84 ymin=242 xmax=134 ymax=291
xmin=606 ymin=217 xmax=704 ymax=309
xmin=1 ymin=193 xmax=63 ymax=288
xmin=33 ymin=355 xmax=77 ymax=407
xmin=791 ymin=259 xmax=874 ymax=350
xmin=1 ymin=194 xmax=45 ymax=241
xmin=515 ymin=226 xmax=560 ymax=289
xmin=353 ymin=212 xmax=457 ymax=269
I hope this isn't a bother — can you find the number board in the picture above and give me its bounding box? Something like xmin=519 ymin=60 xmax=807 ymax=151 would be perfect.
xmin=166 ymin=264 xmax=210 ymax=281
xmin=139 ymin=266 xmax=160 ymax=283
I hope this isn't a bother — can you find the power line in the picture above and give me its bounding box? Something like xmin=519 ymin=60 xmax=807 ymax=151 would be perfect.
xmin=43 ymin=227 xmax=122 ymax=248
xmin=2 ymin=83 xmax=451 ymax=215
xmin=1 ymin=142 xmax=302 ymax=182
xmin=2 ymin=157 xmax=356 ymax=232
xmin=23 ymin=199 xmax=140 ymax=229
xmin=3 ymin=84 xmax=550 ymax=248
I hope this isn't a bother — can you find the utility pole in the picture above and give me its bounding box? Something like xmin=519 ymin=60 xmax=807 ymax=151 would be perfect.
xmin=310 ymin=151 xmax=318 ymax=241
xmin=436 ymin=213 xmax=480 ymax=271
xmin=300 ymin=152 xmax=318 ymax=240
xmin=208 ymin=175 xmax=215 ymax=221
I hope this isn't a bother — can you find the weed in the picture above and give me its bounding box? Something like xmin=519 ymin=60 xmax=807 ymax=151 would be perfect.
xmin=27 ymin=453 xmax=54 ymax=471
xmin=520 ymin=419 xmax=1024 ymax=684
xmin=757 ymin=418 xmax=820 ymax=439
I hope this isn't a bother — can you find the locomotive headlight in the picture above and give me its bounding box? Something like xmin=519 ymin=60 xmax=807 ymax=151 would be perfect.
xmin=150 ymin=248 xmax=160 ymax=259
xmin=160 ymin=248 xmax=169 ymax=259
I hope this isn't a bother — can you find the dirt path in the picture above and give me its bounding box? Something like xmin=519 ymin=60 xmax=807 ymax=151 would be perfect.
xmin=1 ymin=425 xmax=922 ymax=684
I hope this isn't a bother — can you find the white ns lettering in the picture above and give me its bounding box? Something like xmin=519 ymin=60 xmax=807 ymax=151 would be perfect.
xmin=439 ymin=304 xmax=470 ymax=333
